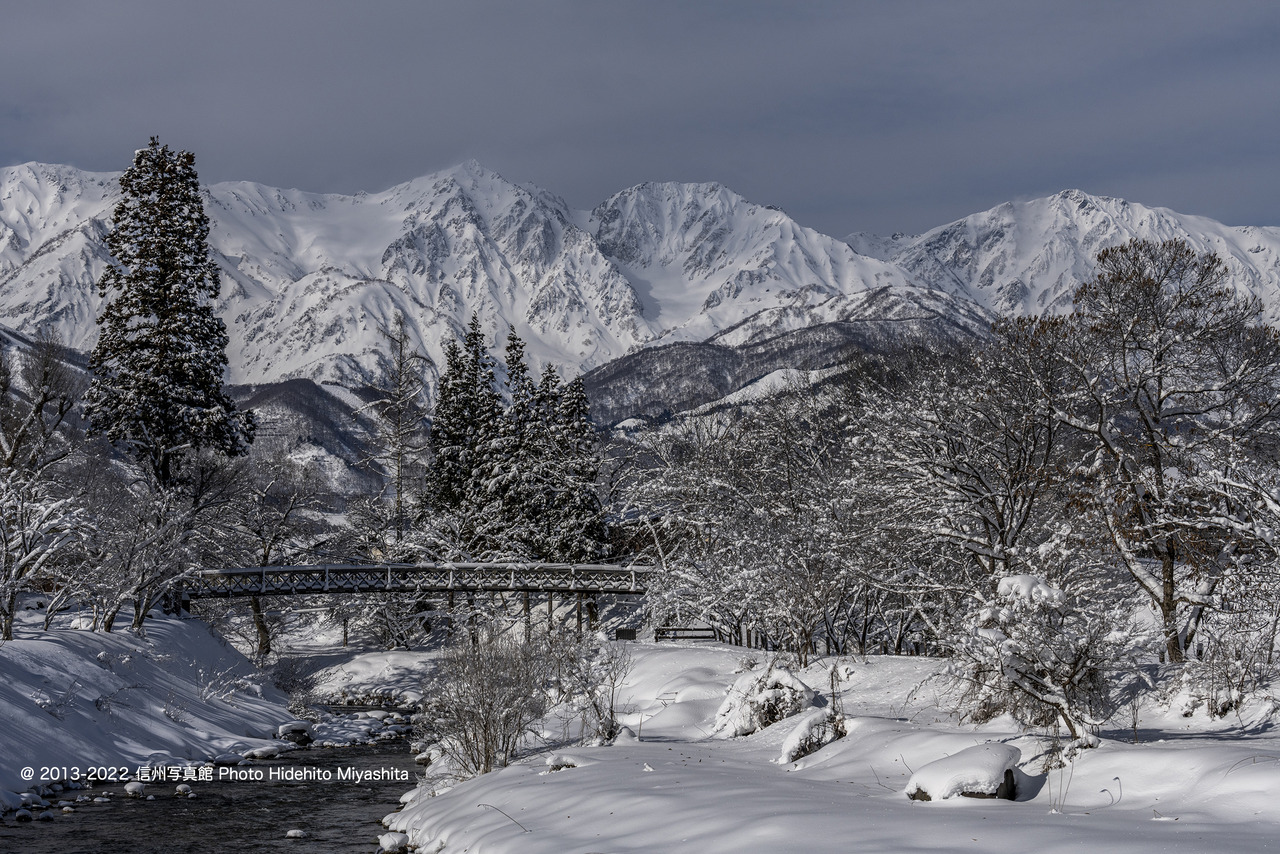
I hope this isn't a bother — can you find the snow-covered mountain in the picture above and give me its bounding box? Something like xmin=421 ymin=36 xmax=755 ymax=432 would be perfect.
xmin=851 ymin=189 xmax=1280 ymax=319
xmin=0 ymin=160 xmax=660 ymax=386
xmin=0 ymin=161 xmax=958 ymax=390
xmin=5 ymin=159 xmax=1280 ymax=404
xmin=587 ymin=182 xmax=926 ymax=345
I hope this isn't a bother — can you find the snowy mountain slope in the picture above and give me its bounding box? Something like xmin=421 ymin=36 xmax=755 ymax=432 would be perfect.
xmin=858 ymin=189 xmax=1280 ymax=318
xmin=0 ymin=164 xmax=118 ymax=346
xmin=4 ymin=162 xmax=951 ymax=390
xmin=581 ymin=310 xmax=970 ymax=426
xmin=589 ymin=182 xmax=932 ymax=344
xmin=4 ymin=162 xmax=959 ymax=392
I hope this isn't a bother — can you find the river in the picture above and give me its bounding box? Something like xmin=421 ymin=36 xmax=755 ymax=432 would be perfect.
xmin=0 ymin=738 xmax=419 ymax=853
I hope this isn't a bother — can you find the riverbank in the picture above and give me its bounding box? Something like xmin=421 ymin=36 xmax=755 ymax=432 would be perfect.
xmin=0 ymin=606 xmax=298 ymax=801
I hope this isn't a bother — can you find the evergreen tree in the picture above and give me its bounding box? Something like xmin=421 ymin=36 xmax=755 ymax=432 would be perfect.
xmin=423 ymin=319 xmax=607 ymax=561
xmin=486 ymin=332 xmax=543 ymax=553
xmin=85 ymin=138 xmax=254 ymax=487
xmin=547 ymin=375 xmax=607 ymax=561
xmin=427 ymin=315 xmax=500 ymax=514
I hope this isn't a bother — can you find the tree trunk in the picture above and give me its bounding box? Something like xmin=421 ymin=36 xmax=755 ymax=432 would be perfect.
xmin=1 ymin=590 xmax=15 ymax=641
xmin=1161 ymin=554 xmax=1185 ymax=663
xmin=103 ymin=604 xmax=120 ymax=633
xmin=251 ymin=596 xmax=272 ymax=656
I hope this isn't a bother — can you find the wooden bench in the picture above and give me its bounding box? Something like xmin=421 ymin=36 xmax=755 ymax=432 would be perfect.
xmin=654 ymin=626 xmax=718 ymax=641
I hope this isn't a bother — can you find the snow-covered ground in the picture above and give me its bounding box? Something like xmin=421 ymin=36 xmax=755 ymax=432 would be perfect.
xmin=0 ymin=605 xmax=292 ymax=801
xmin=387 ymin=643 xmax=1280 ymax=854
xmin=6 ymin=605 xmax=1280 ymax=852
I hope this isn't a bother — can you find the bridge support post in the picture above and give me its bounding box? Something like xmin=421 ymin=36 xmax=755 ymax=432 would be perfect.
xmin=587 ymin=596 xmax=598 ymax=632
xmin=576 ymin=593 xmax=583 ymax=636
xmin=523 ymin=591 xmax=531 ymax=644
xmin=467 ymin=592 xmax=477 ymax=645
xmin=547 ymin=592 xmax=554 ymax=631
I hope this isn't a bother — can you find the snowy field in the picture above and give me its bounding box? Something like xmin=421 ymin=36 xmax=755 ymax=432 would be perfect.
xmin=388 ymin=643 xmax=1280 ymax=854
xmin=5 ymin=608 xmax=1280 ymax=852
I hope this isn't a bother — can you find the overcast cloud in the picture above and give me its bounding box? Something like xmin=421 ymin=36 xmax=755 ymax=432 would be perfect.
xmin=2 ymin=1 xmax=1278 ymax=236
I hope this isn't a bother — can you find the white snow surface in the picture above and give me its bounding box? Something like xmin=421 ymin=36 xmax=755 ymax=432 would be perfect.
xmin=386 ymin=643 xmax=1280 ymax=853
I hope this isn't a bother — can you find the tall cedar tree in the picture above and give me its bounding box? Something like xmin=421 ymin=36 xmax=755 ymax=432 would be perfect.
xmin=428 ymin=315 xmax=500 ymax=512
xmin=85 ymin=138 xmax=254 ymax=487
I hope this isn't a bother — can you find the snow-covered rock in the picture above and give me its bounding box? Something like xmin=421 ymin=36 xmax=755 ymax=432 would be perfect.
xmin=276 ymin=720 xmax=314 ymax=745
xmin=904 ymin=742 xmax=1021 ymax=801
xmin=377 ymin=831 xmax=410 ymax=853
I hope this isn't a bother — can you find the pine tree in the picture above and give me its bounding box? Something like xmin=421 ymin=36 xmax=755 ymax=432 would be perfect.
xmin=85 ymin=138 xmax=254 ymax=487
xmin=423 ymin=320 xmax=607 ymax=561
xmin=487 ymin=332 xmax=543 ymax=554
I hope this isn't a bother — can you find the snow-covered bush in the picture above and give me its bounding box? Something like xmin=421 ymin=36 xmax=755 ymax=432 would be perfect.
xmin=776 ymin=708 xmax=848 ymax=763
xmin=951 ymin=570 xmax=1150 ymax=740
xmin=713 ymin=661 xmax=817 ymax=737
xmin=545 ymin=633 xmax=635 ymax=744
xmin=416 ymin=628 xmax=553 ymax=778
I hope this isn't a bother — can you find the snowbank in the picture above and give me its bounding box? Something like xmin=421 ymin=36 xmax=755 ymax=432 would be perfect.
xmin=0 ymin=612 xmax=294 ymax=799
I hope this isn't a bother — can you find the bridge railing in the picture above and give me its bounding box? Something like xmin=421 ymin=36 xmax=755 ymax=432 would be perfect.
xmin=183 ymin=562 xmax=655 ymax=599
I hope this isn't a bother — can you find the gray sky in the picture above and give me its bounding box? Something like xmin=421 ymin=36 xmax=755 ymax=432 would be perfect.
xmin=3 ymin=1 xmax=1278 ymax=237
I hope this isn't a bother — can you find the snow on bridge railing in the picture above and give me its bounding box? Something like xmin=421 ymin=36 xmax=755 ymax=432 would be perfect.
xmin=182 ymin=562 xmax=656 ymax=598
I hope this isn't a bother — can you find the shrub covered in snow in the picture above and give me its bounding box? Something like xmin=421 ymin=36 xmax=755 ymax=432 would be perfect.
xmin=416 ymin=628 xmax=553 ymax=778
xmin=951 ymin=569 xmax=1149 ymax=740
xmin=776 ymin=708 xmax=848 ymax=763
xmin=713 ymin=661 xmax=817 ymax=737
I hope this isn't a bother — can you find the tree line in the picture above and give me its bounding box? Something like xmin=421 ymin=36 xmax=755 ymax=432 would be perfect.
xmin=629 ymin=237 xmax=1280 ymax=738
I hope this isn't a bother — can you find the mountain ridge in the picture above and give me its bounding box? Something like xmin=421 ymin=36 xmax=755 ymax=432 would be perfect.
xmin=5 ymin=161 xmax=1280 ymax=408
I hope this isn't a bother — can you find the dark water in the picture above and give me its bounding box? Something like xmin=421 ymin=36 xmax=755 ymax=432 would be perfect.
xmin=0 ymin=739 xmax=419 ymax=854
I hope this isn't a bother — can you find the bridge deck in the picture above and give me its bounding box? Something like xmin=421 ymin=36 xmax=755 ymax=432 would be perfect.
xmin=183 ymin=563 xmax=654 ymax=598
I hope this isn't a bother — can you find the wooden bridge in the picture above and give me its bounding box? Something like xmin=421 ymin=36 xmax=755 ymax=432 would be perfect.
xmin=181 ymin=562 xmax=654 ymax=600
